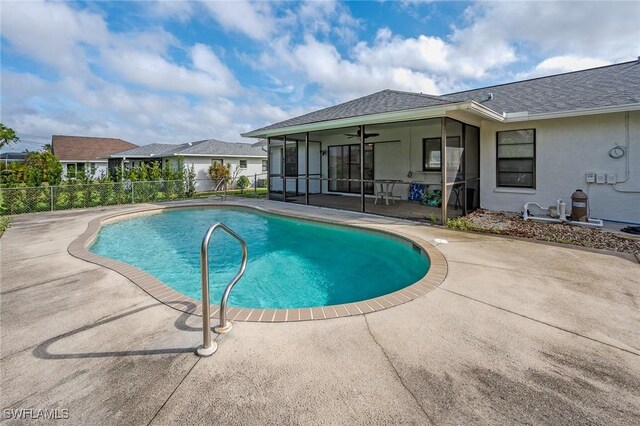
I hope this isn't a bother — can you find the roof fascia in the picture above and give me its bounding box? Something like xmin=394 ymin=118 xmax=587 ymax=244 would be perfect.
xmin=59 ymin=159 xmax=108 ymax=163
xmin=503 ymin=103 xmax=640 ymax=122
xmin=175 ymin=153 xmax=267 ymax=158
xmin=106 ymin=154 xmax=167 ymax=159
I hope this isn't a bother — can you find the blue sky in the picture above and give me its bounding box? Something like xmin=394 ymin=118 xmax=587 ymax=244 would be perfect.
xmin=1 ymin=0 xmax=638 ymax=151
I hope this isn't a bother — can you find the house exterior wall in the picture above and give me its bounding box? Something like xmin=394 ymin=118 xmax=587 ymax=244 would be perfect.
xmin=480 ymin=111 xmax=640 ymax=223
xmin=61 ymin=161 xmax=108 ymax=180
xmin=182 ymin=156 xmax=266 ymax=191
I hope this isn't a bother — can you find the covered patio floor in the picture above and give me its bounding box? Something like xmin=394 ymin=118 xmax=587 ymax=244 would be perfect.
xmin=281 ymin=193 xmax=463 ymax=221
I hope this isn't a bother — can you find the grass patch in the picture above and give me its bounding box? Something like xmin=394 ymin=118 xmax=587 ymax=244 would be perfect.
xmin=0 ymin=216 xmax=11 ymax=238
xmin=231 ymin=190 xmax=268 ymax=199
xmin=193 ymin=188 xmax=268 ymax=200
xmin=446 ymin=216 xmax=502 ymax=234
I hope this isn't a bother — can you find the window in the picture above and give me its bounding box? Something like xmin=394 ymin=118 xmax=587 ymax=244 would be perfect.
xmin=422 ymin=137 xmax=459 ymax=172
xmin=211 ymin=158 xmax=223 ymax=166
xmin=262 ymin=160 xmax=267 ymax=172
xmin=239 ymin=159 xmax=247 ymax=169
xmin=496 ymin=129 xmax=535 ymax=188
xmin=423 ymin=138 xmax=441 ymax=171
xmin=66 ymin=162 xmax=85 ymax=180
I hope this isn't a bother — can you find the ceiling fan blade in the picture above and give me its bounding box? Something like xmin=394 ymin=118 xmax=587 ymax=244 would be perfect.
xmin=344 ymin=131 xmax=380 ymax=139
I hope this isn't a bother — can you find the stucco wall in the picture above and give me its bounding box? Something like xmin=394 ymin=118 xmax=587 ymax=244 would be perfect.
xmin=183 ymin=156 xmax=266 ymax=191
xmin=480 ymin=111 xmax=640 ymax=223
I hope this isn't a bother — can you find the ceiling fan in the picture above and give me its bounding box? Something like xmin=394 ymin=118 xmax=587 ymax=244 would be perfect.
xmin=345 ymin=129 xmax=380 ymax=139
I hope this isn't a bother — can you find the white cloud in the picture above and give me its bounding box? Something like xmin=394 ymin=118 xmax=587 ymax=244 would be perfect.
xmin=522 ymin=56 xmax=612 ymax=79
xmin=0 ymin=1 xmax=274 ymax=145
xmin=203 ymin=0 xmax=274 ymax=41
xmin=0 ymin=0 xmax=108 ymax=74
xmin=295 ymin=0 xmax=361 ymax=42
xmin=1 ymin=1 xmax=241 ymax=98
xmin=147 ymin=0 xmax=195 ymax=22
xmin=256 ymin=0 xmax=638 ymax=105
xmin=291 ymin=36 xmax=442 ymax=99
xmin=453 ymin=1 xmax=639 ymax=63
xmin=102 ymin=43 xmax=240 ymax=97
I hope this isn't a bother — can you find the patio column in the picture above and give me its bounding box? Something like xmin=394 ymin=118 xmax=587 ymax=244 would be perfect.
xmin=360 ymin=125 xmax=365 ymax=213
xmin=282 ymin=135 xmax=287 ymax=203
xmin=266 ymin=137 xmax=271 ymax=200
xmin=305 ymin=132 xmax=310 ymax=205
xmin=441 ymin=117 xmax=448 ymax=223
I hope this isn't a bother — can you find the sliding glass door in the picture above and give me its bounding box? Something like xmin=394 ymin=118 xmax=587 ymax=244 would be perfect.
xmin=328 ymin=143 xmax=374 ymax=194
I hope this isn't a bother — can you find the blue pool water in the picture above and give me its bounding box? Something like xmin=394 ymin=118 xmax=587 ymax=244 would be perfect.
xmin=90 ymin=208 xmax=430 ymax=309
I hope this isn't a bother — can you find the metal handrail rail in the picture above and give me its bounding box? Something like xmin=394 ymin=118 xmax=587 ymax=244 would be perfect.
xmin=195 ymin=223 xmax=248 ymax=357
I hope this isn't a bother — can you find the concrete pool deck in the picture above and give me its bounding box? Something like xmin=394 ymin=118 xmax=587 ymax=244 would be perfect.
xmin=1 ymin=198 xmax=639 ymax=424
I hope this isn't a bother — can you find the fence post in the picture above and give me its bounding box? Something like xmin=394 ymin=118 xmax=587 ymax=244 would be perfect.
xmin=50 ymin=186 xmax=54 ymax=212
xmin=131 ymin=182 xmax=134 ymax=204
xmin=254 ymin=174 xmax=257 ymax=193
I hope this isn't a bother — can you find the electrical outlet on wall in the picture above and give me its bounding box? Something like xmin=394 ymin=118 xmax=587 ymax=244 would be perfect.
xmin=596 ymin=173 xmax=606 ymax=184
xmin=606 ymin=173 xmax=617 ymax=184
xmin=585 ymin=172 xmax=596 ymax=183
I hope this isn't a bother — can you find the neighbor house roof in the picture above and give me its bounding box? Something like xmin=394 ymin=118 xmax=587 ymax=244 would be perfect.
xmin=109 ymin=143 xmax=182 ymax=158
xmin=109 ymin=139 xmax=266 ymax=158
xmin=52 ymin=135 xmax=138 ymax=161
xmin=0 ymin=152 xmax=28 ymax=161
xmin=243 ymin=60 xmax=640 ymax=137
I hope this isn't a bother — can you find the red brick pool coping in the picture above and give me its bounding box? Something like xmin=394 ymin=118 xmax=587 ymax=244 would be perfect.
xmin=68 ymin=203 xmax=448 ymax=322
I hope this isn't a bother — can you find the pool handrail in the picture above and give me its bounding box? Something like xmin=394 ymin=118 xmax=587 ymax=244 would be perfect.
xmin=195 ymin=222 xmax=248 ymax=357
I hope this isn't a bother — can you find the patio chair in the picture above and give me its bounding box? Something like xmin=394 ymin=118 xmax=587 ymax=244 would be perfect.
xmin=373 ymin=181 xmax=393 ymax=205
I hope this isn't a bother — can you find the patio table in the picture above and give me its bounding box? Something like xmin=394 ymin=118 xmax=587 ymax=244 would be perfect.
xmin=374 ymin=180 xmax=403 ymax=205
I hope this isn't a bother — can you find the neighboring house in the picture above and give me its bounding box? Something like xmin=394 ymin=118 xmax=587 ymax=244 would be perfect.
xmin=51 ymin=135 xmax=138 ymax=180
xmin=243 ymin=59 xmax=640 ymax=224
xmin=108 ymin=139 xmax=267 ymax=191
xmin=0 ymin=152 xmax=27 ymax=163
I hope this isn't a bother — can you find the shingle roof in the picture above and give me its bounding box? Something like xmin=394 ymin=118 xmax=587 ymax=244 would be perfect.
xmin=247 ymin=60 xmax=640 ymax=134
xmin=109 ymin=143 xmax=181 ymax=157
xmin=51 ymin=135 xmax=138 ymax=161
xmin=252 ymin=90 xmax=451 ymax=133
xmin=441 ymin=60 xmax=640 ymax=114
xmin=177 ymin=139 xmax=266 ymax=156
xmin=109 ymin=139 xmax=266 ymax=158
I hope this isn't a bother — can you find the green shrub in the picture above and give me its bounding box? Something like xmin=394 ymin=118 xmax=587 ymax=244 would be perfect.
xmin=0 ymin=215 xmax=11 ymax=236
xmin=236 ymin=175 xmax=251 ymax=191
xmin=445 ymin=217 xmax=473 ymax=231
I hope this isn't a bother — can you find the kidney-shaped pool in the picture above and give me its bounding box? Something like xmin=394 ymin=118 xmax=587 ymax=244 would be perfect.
xmin=90 ymin=208 xmax=430 ymax=309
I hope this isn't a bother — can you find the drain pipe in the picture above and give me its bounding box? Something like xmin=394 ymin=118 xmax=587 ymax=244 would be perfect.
xmin=613 ymin=112 xmax=640 ymax=193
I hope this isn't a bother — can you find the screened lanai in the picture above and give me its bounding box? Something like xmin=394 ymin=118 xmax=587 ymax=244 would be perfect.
xmin=263 ymin=117 xmax=480 ymax=223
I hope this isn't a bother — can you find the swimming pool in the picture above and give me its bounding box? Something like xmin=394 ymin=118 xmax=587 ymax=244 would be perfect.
xmin=90 ymin=208 xmax=430 ymax=309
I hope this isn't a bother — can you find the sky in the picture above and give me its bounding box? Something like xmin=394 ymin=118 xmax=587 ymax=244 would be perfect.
xmin=1 ymin=0 xmax=639 ymax=151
